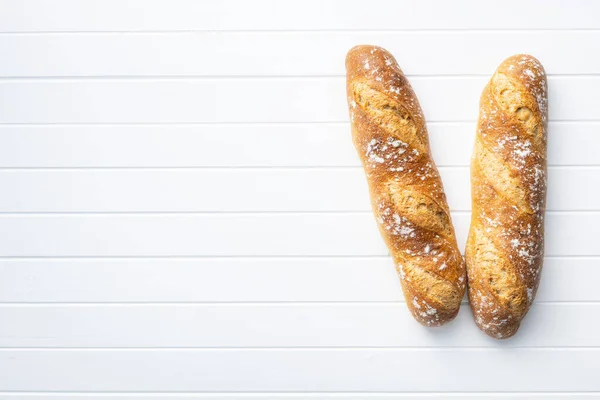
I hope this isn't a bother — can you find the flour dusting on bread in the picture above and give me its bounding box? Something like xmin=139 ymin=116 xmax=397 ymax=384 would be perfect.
xmin=346 ymin=45 xmax=466 ymax=326
xmin=466 ymin=54 xmax=548 ymax=339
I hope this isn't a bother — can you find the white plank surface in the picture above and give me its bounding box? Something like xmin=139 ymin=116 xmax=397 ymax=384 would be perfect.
xmin=1 ymin=0 xmax=599 ymax=397
xmin=0 ymin=349 xmax=598 ymax=392
xmin=0 ymin=212 xmax=596 ymax=257
xmin=0 ymin=77 xmax=596 ymax=124
xmin=1 ymin=31 xmax=599 ymax=77
xmin=0 ymin=167 xmax=595 ymax=212
xmin=0 ymin=0 xmax=598 ymax=31
xmin=0 ymin=122 xmax=597 ymax=167
xmin=0 ymin=257 xmax=595 ymax=303
xmin=0 ymin=303 xmax=597 ymax=348
xmin=0 ymin=396 xmax=596 ymax=400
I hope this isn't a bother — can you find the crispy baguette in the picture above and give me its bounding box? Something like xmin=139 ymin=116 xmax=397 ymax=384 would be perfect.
xmin=466 ymin=54 xmax=548 ymax=339
xmin=345 ymin=45 xmax=466 ymax=326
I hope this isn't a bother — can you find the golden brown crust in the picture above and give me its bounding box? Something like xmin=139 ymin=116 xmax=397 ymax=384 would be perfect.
xmin=346 ymin=45 xmax=466 ymax=326
xmin=466 ymin=54 xmax=548 ymax=339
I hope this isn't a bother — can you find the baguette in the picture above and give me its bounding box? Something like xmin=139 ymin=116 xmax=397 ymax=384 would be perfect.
xmin=466 ymin=54 xmax=548 ymax=339
xmin=345 ymin=45 xmax=466 ymax=326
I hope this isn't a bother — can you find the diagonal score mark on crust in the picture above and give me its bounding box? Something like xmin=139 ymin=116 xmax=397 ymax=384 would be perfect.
xmin=351 ymin=81 xmax=427 ymax=154
xmin=387 ymin=181 xmax=453 ymax=238
xmin=466 ymin=55 xmax=547 ymax=339
xmin=401 ymin=261 xmax=462 ymax=313
xmin=346 ymin=46 xmax=466 ymax=327
xmin=491 ymin=72 xmax=544 ymax=146
xmin=474 ymin=139 xmax=531 ymax=213
xmin=466 ymin=225 xmax=528 ymax=320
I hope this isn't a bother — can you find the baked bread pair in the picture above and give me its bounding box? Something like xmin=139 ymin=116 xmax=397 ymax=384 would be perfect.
xmin=345 ymin=46 xmax=547 ymax=339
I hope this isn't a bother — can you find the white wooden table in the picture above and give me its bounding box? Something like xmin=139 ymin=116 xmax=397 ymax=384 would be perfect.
xmin=0 ymin=0 xmax=598 ymax=398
